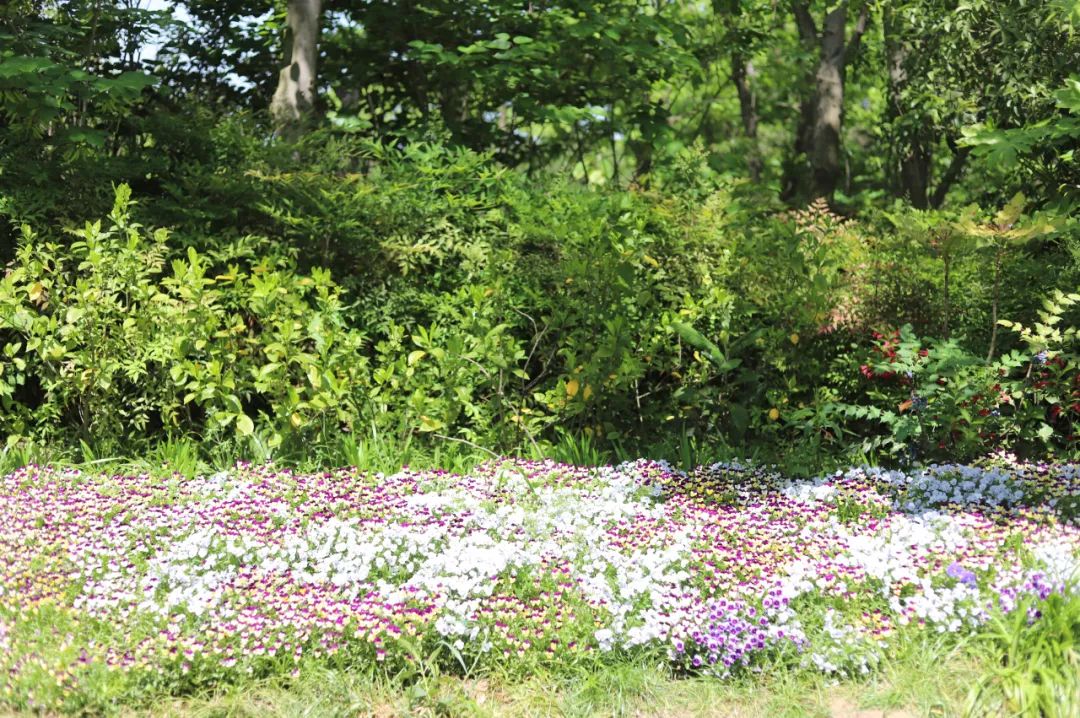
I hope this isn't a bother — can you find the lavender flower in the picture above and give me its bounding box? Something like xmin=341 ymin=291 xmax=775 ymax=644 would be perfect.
xmin=946 ymin=562 xmax=978 ymax=587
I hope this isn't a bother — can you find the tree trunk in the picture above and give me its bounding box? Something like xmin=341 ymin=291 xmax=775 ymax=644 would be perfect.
xmin=929 ymin=145 xmax=970 ymax=208
xmin=270 ymin=0 xmax=322 ymax=135
xmin=899 ymin=142 xmax=931 ymax=209
xmin=731 ymin=55 xmax=762 ymax=182
xmin=885 ymin=8 xmax=931 ymax=208
xmin=630 ymin=138 xmax=653 ymax=186
xmin=810 ymin=6 xmax=846 ymax=199
xmin=784 ymin=2 xmax=868 ymax=203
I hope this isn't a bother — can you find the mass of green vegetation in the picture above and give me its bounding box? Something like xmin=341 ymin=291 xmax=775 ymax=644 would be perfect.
xmin=2 ymin=0 xmax=1080 ymax=471
xmin=1 ymin=2 xmax=1080 ymax=715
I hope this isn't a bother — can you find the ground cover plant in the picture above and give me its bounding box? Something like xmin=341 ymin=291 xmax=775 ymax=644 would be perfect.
xmin=1 ymin=454 xmax=1077 ymax=715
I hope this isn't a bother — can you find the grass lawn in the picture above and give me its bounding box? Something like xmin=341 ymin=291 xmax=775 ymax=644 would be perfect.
xmin=127 ymin=642 xmax=985 ymax=717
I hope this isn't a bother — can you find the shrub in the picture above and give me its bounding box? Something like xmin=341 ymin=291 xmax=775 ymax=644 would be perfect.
xmin=0 ymin=185 xmax=366 ymax=453
xmin=792 ymin=315 xmax=1080 ymax=465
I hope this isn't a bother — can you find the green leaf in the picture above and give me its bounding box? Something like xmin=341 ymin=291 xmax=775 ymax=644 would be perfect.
xmin=55 ymin=127 xmax=107 ymax=148
xmin=729 ymin=404 xmax=749 ymax=435
xmin=236 ymin=413 xmax=255 ymax=437
xmin=672 ymin=320 xmax=737 ymax=372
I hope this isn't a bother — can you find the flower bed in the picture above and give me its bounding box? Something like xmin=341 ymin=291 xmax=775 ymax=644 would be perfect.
xmin=1 ymin=457 xmax=1078 ymax=710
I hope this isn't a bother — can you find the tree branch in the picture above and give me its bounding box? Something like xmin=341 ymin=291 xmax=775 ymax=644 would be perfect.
xmin=847 ymin=2 xmax=871 ymax=63
xmin=792 ymin=2 xmax=818 ymax=46
xmin=930 ymin=146 xmax=971 ymax=209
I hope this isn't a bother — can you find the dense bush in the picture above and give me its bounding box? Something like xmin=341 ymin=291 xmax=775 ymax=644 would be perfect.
xmin=3 ymin=129 xmax=1079 ymax=467
xmin=794 ymin=322 xmax=1080 ymax=464
xmin=0 ymin=186 xmax=366 ymax=454
xmin=165 ymin=136 xmax=758 ymax=450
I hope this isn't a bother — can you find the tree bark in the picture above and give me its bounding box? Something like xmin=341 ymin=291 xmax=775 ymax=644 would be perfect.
xmin=809 ymin=7 xmax=846 ymax=199
xmin=731 ymin=55 xmax=762 ymax=182
xmin=783 ymin=2 xmax=818 ymax=201
xmin=270 ymin=0 xmax=322 ymax=135
xmin=929 ymin=145 xmax=970 ymax=209
xmin=885 ymin=7 xmax=931 ymax=208
xmin=784 ymin=1 xmax=868 ymax=203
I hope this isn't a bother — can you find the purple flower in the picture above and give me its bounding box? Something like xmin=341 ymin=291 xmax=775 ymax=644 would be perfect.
xmin=946 ymin=562 xmax=977 ymax=587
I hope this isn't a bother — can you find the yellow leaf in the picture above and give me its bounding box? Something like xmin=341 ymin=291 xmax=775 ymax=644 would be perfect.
xmin=565 ymin=379 xmax=580 ymax=398
xmin=290 ymin=412 xmax=303 ymax=428
xmin=789 ymin=333 xmax=799 ymax=345
xmin=583 ymin=384 xmax=593 ymax=400
xmin=419 ymin=415 xmax=443 ymax=432
xmin=642 ymin=254 xmax=659 ymax=268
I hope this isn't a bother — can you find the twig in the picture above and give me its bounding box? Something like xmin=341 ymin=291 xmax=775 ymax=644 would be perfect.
xmin=432 ymin=433 xmax=498 ymax=458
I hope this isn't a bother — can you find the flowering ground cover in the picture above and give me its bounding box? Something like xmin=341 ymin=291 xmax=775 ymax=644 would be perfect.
xmin=1 ymin=456 xmax=1078 ymax=714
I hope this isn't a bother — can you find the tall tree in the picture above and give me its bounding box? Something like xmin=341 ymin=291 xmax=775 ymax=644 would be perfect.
xmin=784 ymin=0 xmax=868 ymax=202
xmin=270 ymin=0 xmax=322 ymax=134
xmin=714 ymin=0 xmax=768 ymax=183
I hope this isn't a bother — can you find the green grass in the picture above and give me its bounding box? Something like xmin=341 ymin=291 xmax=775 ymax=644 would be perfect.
xmin=98 ymin=644 xmax=987 ymax=718
xmin=0 ymin=426 xmax=842 ymax=482
xmin=0 ymin=630 xmax=990 ymax=717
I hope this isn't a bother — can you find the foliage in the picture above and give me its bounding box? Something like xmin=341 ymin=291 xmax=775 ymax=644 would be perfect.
xmin=0 ymin=2 xmax=165 ymax=250
xmin=2 ymin=1 xmax=1080 ymax=468
xmin=793 ymin=309 xmax=1080 ymax=465
xmin=962 ymin=75 xmax=1080 ymax=207
xmin=793 ymin=326 xmax=987 ymax=462
xmin=0 ymin=186 xmax=366 ymax=454
xmin=966 ymin=589 xmax=1080 ymax=717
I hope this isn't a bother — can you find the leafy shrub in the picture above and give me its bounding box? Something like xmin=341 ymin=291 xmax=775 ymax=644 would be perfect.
xmin=228 ymin=137 xmax=753 ymax=449
xmin=5 ymin=129 xmax=1080 ymax=467
xmin=0 ymin=185 xmax=366 ymax=453
xmin=797 ymin=325 xmax=997 ymax=462
xmin=794 ymin=313 xmax=1080 ymax=465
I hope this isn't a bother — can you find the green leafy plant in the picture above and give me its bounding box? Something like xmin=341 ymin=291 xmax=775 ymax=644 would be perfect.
xmin=966 ymin=590 xmax=1080 ymax=717
xmin=793 ymin=325 xmax=997 ymax=463
xmin=0 ymin=185 xmax=368 ymax=454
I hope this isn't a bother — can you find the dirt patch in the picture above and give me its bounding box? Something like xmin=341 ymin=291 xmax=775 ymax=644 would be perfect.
xmin=827 ymin=696 xmax=918 ymax=718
